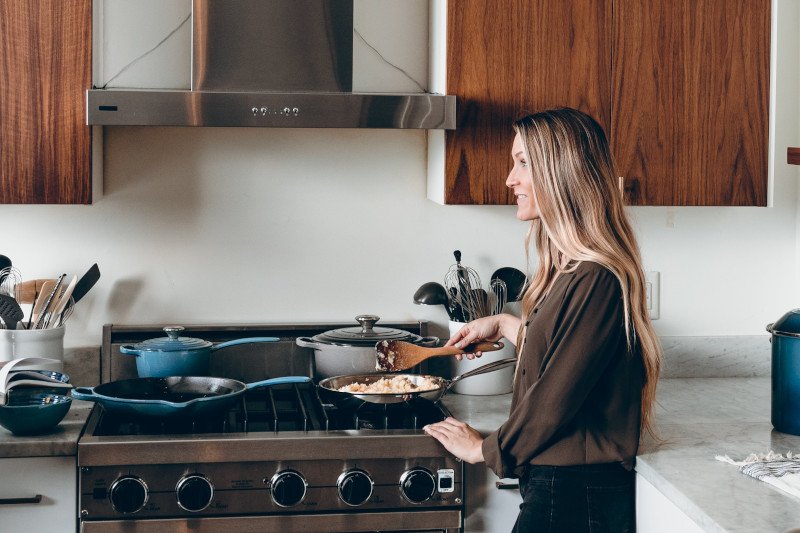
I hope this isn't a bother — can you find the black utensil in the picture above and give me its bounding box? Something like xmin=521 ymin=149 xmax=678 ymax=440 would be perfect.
xmin=0 ymin=255 xmax=11 ymax=285
xmin=0 ymin=294 xmax=24 ymax=330
xmin=491 ymin=267 xmax=527 ymax=302
xmin=413 ymin=282 xmax=449 ymax=306
xmin=70 ymin=263 xmax=100 ymax=304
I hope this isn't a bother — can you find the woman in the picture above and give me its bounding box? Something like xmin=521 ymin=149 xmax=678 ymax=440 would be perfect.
xmin=423 ymin=108 xmax=661 ymax=532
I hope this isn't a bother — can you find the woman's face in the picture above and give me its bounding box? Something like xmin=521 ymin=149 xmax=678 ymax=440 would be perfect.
xmin=506 ymin=133 xmax=539 ymax=221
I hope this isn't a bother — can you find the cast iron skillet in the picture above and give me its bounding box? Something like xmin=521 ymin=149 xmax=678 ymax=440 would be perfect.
xmin=318 ymin=357 xmax=517 ymax=405
xmin=71 ymin=375 xmax=311 ymax=418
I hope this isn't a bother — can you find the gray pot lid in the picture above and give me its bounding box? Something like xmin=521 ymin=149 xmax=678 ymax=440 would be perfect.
xmin=127 ymin=326 xmax=212 ymax=352
xmin=311 ymin=315 xmax=422 ymax=347
xmin=769 ymin=309 xmax=800 ymax=337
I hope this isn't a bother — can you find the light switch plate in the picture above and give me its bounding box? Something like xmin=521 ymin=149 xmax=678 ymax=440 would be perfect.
xmin=645 ymin=271 xmax=660 ymax=319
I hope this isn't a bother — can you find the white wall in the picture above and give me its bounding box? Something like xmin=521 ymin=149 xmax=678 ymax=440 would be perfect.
xmin=0 ymin=0 xmax=798 ymax=347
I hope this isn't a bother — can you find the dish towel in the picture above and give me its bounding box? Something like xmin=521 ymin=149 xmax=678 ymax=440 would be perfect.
xmin=716 ymin=451 xmax=800 ymax=499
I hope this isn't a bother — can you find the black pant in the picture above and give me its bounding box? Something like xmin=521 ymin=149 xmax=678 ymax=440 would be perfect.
xmin=511 ymin=463 xmax=635 ymax=533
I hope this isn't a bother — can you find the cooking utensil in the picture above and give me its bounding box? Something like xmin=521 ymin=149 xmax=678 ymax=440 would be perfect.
xmin=32 ymin=274 xmax=65 ymax=329
xmin=119 ymin=326 xmax=281 ymax=377
xmin=491 ymin=267 xmax=527 ymax=302
xmin=71 ymin=375 xmax=311 ymax=417
xmin=375 ymin=339 xmax=504 ymax=372
xmin=318 ymin=357 xmax=517 ymax=405
xmin=0 ymin=256 xmax=11 ymax=284
xmin=70 ymin=263 xmax=100 ymax=305
xmin=444 ymin=251 xmax=484 ymax=321
xmin=488 ymin=278 xmax=508 ymax=315
xmin=14 ymin=279 xmax=53 ymax=305
xmin=0 ymin=266 xmax=21 ymax=297
xmin=0 ymin=294 xmax=24 ymax=330
xmin=413 ymin=281 xmax=458 ymax=320
xmin=768 ymin=311 xmax=800 ymax=435
xmin=42 ymin=275 xmax=77 ymax=329
xmin=29 ymin=280 xmax=55 ymax=329
xmin=296 ymin=315 xmax=439 ymax=378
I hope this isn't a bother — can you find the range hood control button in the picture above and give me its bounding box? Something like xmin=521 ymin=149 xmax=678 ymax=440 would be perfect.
xmin=337 ymin=469 xmax=373 ymax=506
xmin=400 ymin=468 xmax=436 ymax=504
xmin=176 ymin=474 xmax=214 ymax=512
xmin=270 ymin=470 xmax=307 ymax=507
xmin=109 ymin=476 xmax=148 ymax=514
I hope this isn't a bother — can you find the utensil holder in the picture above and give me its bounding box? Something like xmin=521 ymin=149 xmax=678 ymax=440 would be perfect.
xmin=448 ymin=320 xmax=514 ymax=395
xmin=0 ymin=326 xmax=65 ymax=371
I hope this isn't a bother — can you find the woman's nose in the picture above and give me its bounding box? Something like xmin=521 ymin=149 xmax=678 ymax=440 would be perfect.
xmin=506 ymin=169 xmax=516 ymax=188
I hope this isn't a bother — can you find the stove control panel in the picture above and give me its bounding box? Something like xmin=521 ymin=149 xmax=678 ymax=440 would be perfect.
xmin=337 ymin=469 xmax=374 ymax=506
xmin=80 ymin=457 xmax=462 ymax=519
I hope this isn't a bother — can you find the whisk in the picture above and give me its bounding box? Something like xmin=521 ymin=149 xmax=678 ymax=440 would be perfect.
xmin=0 ymin=267 xmax=22 ymax=297
xmin=488 ymin=278 xmax=508 ymax=316
xmin=444 ymin=250 xmax=486 ymax=322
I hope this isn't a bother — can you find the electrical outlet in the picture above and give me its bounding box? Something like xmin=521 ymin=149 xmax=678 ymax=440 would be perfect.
xmin=645 ymin=271 xmax=660 ymax=319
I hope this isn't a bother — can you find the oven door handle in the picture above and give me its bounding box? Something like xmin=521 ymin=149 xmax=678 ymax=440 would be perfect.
xmin=0 ymin=494 xmax=42 ymax=505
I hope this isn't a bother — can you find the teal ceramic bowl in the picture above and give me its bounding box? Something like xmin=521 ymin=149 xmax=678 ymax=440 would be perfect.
xmin=0 ymin=393 xmax=72 ymax=435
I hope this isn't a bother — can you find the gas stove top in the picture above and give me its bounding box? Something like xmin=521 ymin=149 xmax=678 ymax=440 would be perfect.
xmin=78 ymin=322 xmax=464 ymax=532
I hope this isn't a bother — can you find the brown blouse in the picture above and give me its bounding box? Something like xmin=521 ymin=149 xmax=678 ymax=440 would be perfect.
xmin=481 ymin=261 xmax=645 ymax=479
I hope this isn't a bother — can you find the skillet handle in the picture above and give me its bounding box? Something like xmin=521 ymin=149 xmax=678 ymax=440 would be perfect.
xmin=71 ymin=387 xmax=97 ymax=401
xmin=246 ymin=376 xmax=312 ymax=390
xmin=447 ymin=357 xmax=517 ymax=391
xmin=212 ymin=337 xmax=281 ymax=351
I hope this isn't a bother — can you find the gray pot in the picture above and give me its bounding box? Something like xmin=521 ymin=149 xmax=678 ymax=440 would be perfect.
xmin=296 ymin=315 xmax=439 ymax=378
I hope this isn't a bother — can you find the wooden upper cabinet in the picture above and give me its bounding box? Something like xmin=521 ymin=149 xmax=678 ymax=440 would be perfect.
xmin=444 ymin=0 xmax=770 ymax=206
xmin=0 ymin=0 xmax=92 ymax=204
xmin=612 ymin=0 xmax=770 ymax=206
xmin=445 ymin=0 xmax=612 ymax=205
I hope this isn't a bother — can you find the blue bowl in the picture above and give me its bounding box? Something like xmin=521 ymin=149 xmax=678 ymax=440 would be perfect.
xmin=0 ymin=393 xmax=72 ymax=435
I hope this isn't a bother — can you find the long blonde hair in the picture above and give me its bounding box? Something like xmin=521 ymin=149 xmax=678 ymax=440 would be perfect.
xmin=514 ymin=108 xmax=661 ymax=437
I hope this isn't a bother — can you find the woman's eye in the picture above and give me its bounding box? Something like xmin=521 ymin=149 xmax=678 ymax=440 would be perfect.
xmin=520 ymin=160 xmax=527 ymax=167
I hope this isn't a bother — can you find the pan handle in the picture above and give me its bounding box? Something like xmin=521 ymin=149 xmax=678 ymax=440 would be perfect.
xmin=70 ymin=387 xmax=97 ymax=401
xmin=245 ymin=376 xmax=312 ymax=390
xmin=446 ymin=357 xmax=517 ymax=392
xmin=212 ymin=337 xmax=281 ymax=351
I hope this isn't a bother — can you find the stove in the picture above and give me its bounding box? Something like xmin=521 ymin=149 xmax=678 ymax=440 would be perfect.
xmin=77 ymin=322 xmax=463 ymax=533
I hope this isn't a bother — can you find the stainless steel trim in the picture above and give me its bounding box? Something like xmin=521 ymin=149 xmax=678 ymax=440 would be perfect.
xmin=269 ymin=470 xmax=307 ymax=508
xmin=80 ymin=509 xmax=463 ymax=533
xmin=336 ymin=468 xmax=374 ymax=506
xmin=175 ymin=474 xmax=214 ymax=512
xmin=109 ymin=476 xmax=149 ymax=514
xmin=86 ymin=90 xmax=456 ymax=129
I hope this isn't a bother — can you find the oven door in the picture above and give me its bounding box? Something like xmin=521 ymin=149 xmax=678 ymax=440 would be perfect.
xmin=80 ymin=509 xmax=463 ymax=533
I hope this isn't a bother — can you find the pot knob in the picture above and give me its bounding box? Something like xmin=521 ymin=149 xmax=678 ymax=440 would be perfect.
xmin=355 ymin=315 xmax=380 ymax=333
xmin=164 ymin=326 xmax=185 ymax=340
xmin=109 ymin=475 xmax=148 ymax=514
xmin=176 ymin=474 xmax=214 ymax=512
xmin=337 ymin=469 xmax=373 ymax=506
xmin=270 ymin=470 xmax=307 ymax=507
xmin=400 ymin=467 xmax=436 ymax=504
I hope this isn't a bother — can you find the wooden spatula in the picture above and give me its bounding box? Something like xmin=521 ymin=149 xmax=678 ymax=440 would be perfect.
xmin=375 ymin=340 xmax=504 ymax=372
xmin=14 ymin=279 xmax=56 ymax=305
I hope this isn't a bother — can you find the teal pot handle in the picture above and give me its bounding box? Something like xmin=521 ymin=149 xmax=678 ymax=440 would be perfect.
xmin=211 ymin=337 xmax=281 ymax=352
xmin=71 ymin=387 xmax=97 ymax=401
xmin=119 ymin=345 xmax=140 ymax=356
xmin=245 ymin=376 xmax=312 ymax=390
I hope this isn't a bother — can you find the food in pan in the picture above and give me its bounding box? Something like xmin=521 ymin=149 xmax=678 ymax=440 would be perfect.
xmin=337 ymin=375 xmax=438 ymax=394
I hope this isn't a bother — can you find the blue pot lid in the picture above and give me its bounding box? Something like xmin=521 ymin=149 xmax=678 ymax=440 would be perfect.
xmin=769 ymin=309 xmax=800 ymax=337
xmin=129 ymin=326 xmax=212 ymax=352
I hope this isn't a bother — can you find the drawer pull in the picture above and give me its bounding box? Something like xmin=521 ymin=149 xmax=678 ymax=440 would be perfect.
xmin=495 ymin=481 xmax=519 ymax=490
xmin=0 ymin=494 xmax=43 ymax=505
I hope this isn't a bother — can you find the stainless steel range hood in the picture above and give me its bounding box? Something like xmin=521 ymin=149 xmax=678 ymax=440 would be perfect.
xmin=87 ymin=0 xmax=455 ymax=129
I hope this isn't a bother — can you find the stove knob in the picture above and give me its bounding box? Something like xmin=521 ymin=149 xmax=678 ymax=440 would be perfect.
xmin=176 ymin=474 xmax=214 ymax=512
xmin=337 ymin=469 xmax=373 ymax=506
xmin=270 ymin=470 xmax=307 ymax=507
xmin=109 ymin=475 xmax=148 ymax=514
xmin=400 ymin=468 xmax=436 ymax=504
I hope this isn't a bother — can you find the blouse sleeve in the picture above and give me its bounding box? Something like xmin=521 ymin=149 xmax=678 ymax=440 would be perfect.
xmin=481 ymin=265 xmax=627 ymax=478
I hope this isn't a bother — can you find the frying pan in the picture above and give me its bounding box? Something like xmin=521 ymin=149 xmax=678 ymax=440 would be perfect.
xmin=318 ymin=358 xmax=517 ymax=405
xmin=71 ymin=375 xmax=311 ymax=418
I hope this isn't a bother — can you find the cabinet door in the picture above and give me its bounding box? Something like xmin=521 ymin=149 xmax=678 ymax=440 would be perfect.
xmin=0 ymin=456 xmax=77 ymax=533
xmin=612 ymin=0 xmax=770 ymax=206
xmin=445 ymin=0 xmax=611 ymax=205
xmin=0 ymin=0 xmax=92 ymax=204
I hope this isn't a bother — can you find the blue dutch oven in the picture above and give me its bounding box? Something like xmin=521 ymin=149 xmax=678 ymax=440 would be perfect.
xmin=120 ymin=326 xmax=280 ymax=378
xmin=768 ymin=310 xmax=800 ymax=435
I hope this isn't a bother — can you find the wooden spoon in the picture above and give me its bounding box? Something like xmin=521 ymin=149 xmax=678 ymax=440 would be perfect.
xmin=375 ymin=340 xmax=504 ymax=372
xmin=14 ymin=279 xmax=56 ymax=305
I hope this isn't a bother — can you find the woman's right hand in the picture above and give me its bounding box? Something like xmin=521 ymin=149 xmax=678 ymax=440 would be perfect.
xmin=447 ymin=314 xmax=520 ymax=360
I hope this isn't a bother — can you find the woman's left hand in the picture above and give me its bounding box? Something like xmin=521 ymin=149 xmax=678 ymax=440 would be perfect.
xmin=423 ymin=417 xmax=485 ymax=464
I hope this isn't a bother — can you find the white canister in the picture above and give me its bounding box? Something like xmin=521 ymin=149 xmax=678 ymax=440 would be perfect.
xmin=0 ymin=326 xmax=65 ymax=371
xmin=448 ymin=320 xmax=514 ymax=395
